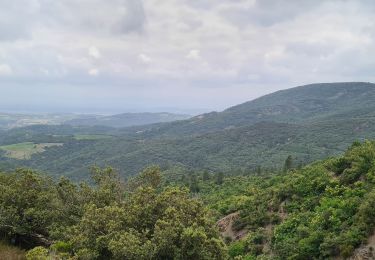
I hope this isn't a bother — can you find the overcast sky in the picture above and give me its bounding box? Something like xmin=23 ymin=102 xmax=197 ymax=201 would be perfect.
xmin=0 ymin=0 xmax=374 ymax=114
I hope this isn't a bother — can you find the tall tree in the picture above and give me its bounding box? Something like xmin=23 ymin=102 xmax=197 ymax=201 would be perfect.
xmin=216 ymin=172 xmax=224 ymax=185
xmin=283 ymin=155 xmax=293 ymax=172
xmin=256 ymin=166 xmax=262 ymax=175
xmin=190 ymin=174 xmax=200 ymax=193
xmin=202 ymin=170 xmax=210 ymax=181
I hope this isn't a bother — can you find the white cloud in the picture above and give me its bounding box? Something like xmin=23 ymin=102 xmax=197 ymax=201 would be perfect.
xmin=40 ymin=68 xmax=49 ymax=75
xmin=138 ymin=53 xmax=152 ymax=64
xmin=0 ymin=64 xmax=13 ymax=76
xmin=186 ymin=49 xmax=201 ymax=60
xmin=88 ymin=46 xmax=101 ymax=59
xmin=88 ymin=68 xmax=99 ymax=76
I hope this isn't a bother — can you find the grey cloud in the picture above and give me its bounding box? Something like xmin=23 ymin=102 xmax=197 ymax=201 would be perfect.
xmin=0 ymin=0 xmax=145 ymax=41
xmin=0 ymin=0 xmax=39 ymax=41
xmin=1 ymin=0 xmax=375 ymax=113
xmin=219 ymin=0 xmax=322 ymax=27
xmin=41 ymin=0 xmax=145 ymax=35
xmin=114 ymin=0 xmax=145 ymax=34
xmin=285 ymin=42 xmax=336 ymax=58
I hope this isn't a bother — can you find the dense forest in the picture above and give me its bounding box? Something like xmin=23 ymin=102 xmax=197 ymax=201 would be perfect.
xmin=2 ymin=141 xmax=375 ymax=259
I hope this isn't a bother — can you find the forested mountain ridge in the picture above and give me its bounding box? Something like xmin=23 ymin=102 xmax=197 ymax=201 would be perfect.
xmin=122 ymin=82 xmax=375 ymax=137
xmin=1 ymin=82 xmax=375 ymax=180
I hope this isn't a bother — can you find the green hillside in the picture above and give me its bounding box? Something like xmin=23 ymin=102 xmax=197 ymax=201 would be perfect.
xmin=2 ymin=141 xmax=375 ymax=259
xmin=122 ymin=82 xmax=375 ymax=136
xmin=198 ymin=140 xmax=375 ymax=259
xmin=1 ymin=82 xmax=375 ymax=180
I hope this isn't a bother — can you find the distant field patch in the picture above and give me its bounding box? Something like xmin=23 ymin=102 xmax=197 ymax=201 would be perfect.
xmin=0 ymin=142 xmax=63 ymax=160
xmin=74 ymin=134 xmax=113 ymax=140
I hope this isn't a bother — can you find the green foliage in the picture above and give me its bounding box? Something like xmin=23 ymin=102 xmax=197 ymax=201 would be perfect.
xmin=202 ymin=170 xmax=210 ymax=181
xmin=3 ymin=137 xmax=375 ymax=258
xmin=0 ymin=169 xmax=61 ymax=246
xmin=0 ymin=166 xmax=227 ymax=259
xmin=189 ymin=174 xmax=200 ymax=193
xmin=67 ymin=185 xmax=226 ymax=259
xmin=216 ymin=172 xmax=224 ymax=185
xmin=283 ymin=155 xmax=293 ymax=172
xmin=128 ymin=165 xmax=162 ymax=190
xmin=25 ymin=246 xmax=49 ymax=260
xmin=228 ymin=240 xmax=246 ymax=258
xmin=198 ymin=141 xmax=375 ymax=259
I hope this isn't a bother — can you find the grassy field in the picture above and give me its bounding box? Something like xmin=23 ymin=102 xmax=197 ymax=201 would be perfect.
xmin=0 ymin=242 xmax=25 ymax=260
xmin=0 ymin=142 xmax=63 ymax=160
xmin=74 ymin=134 xmax=113 ymax=140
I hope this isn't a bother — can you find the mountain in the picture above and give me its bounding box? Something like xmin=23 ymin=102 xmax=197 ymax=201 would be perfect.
xmin=121 ymin=82 xmax=375 ymax=137
xmin=64 ymin=112 xmax=191 ymax=128
xmin=1 ymin=82 xmax=375 ymax=180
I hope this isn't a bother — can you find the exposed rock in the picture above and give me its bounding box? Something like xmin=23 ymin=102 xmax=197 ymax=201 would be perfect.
xmin=217 ymin=212 xmax=247 ymax=241
xmin=350 ymin=232 xmax=375 ymax=260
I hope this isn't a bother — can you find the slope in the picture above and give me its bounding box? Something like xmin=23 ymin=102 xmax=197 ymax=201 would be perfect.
xmin=120 ymin=82 xmax=375 ymax=137
xmin=2 ymin=82 xmax=375 ymax=180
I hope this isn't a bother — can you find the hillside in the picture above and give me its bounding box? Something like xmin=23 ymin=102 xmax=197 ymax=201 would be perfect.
xmin=2 ymin=141 xmax=375 ymax=259
xmin=198 ymin=141 xmax=375 ymax=259
xmin=19 ymin=117 xmax=375 ymax=180
xmin=64 ymin=112 xmax=191 ymax=128
xmin=1 ymin=82 xmax=375 ymax=179
xmin=121 ymin=82 xmax=375 ymax=137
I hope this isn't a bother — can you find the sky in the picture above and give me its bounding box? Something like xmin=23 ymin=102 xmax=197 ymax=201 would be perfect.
xmin=0 ymin=0 xmax=375 ymax=114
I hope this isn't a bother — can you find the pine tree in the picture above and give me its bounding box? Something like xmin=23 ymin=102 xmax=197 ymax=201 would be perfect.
xmin=202 ymin=170 xmax=210 ymax=181
xmin=256 ymin=166 xmax=262 ymax=175
xmin=216 ymin=172 xmax=224 ymax=185
xmin=189 ymin=174 xmax=200 ymax=193
xmin=283 ymin=155 xmax=293 ymax=172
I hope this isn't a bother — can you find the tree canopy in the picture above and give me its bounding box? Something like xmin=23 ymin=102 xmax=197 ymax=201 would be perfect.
xmin=0 ymin=166 xmax=227 ymax=259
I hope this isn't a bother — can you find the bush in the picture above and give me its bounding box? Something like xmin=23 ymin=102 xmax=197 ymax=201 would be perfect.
xmin=26 ymin=246 xmax=49 ymax=260
xmin=228 ymin=241 xmax=246 ymax=257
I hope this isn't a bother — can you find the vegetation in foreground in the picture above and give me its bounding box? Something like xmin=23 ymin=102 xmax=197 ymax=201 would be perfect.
xmin=2 ymin=141 xmax=375 ymax=259
xmin=0 ymin=166 xmax=226 ymax=259
xmin=196 ymin=141 xmax=375 ymax=259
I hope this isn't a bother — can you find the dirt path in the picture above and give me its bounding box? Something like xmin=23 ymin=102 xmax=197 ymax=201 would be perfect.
xmin=217 ymin=212 xmax=247 ymax=241
xmin=350 ymin=232 xmax=375 ymax=260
